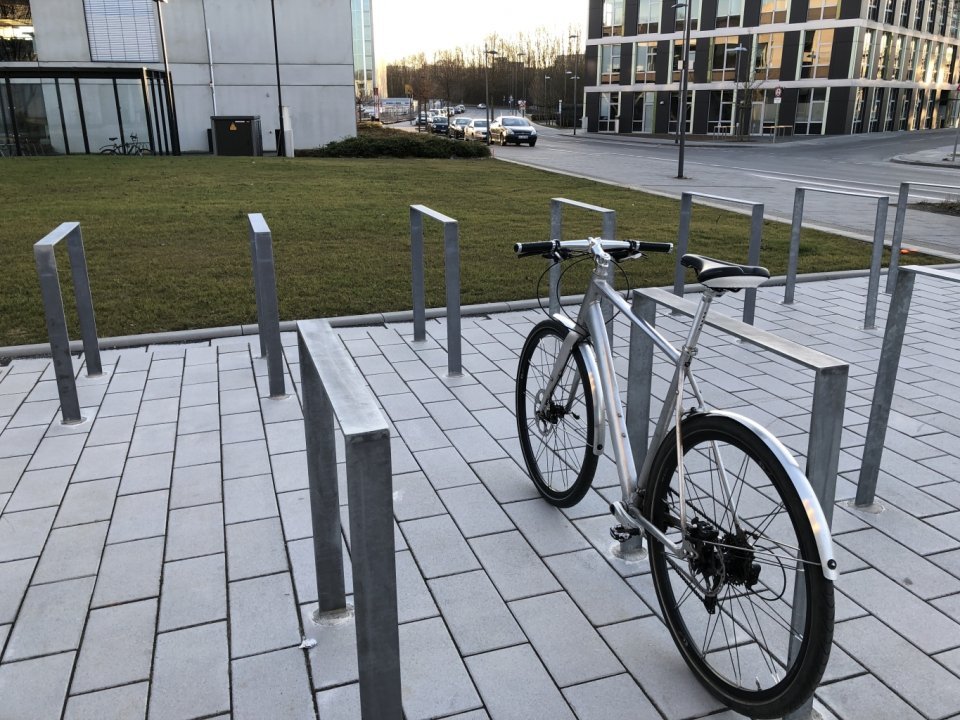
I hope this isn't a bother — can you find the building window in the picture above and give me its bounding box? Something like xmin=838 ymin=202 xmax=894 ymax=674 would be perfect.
xmin=939 ymin=0 xmax=949 ymax=34
xmin=868 ymin=0 xmax=880 ymax=22
xmin=603 ymin=0 xmax=625 ymax=36
xmin=715 ymin=0 xmax=743 ymax=28
xmin=904 ymin=36 xmax=917 ymax=79
xmin=868 ymin=89 xmax=883 ymax=131
xmin=672 ymin=39 xmax=697 ymax=82
xmin=883 ymin=0 xmax=896 ymax=23
xmin=598 ymin=92 xmax=620 ymax=131
xmin=900 ymin=0 xmax=910 ymax=27
xmin=890 ymin=34 xmax=904 ymax=80
xmin=599 ymin=44 xmax=621 ymax=83
xmin=759 ymin=0 xmax=789 ymax=23
xmin=706 ymin=89 xmax=735 ymax=133
xmin=635 ymin=42 xmax=658 ymax=82
xmin=799 ymin=29 xmax=833 ymax=78
xmin=914 ymin=0 xmax=925 ymax=30
xmin=755 ymin=33 xmax=784 ymax=79
xmin=928 ymin=42 xmax=941 ymax=83
xmin=84 ymin=0 xmax=161 ymax=63
xmin=860 ymin=30 xmax=873 ymax=78
xmin=885 ymin=88 xmax=899 ymax=130
xmin=927 ymin=0 xmax=936 ymax=32
xmin=632 ymin=92 xmax=656 ymax=132
xmin=851 ymin=87 xmax=866 ymax=132
xmin=807 ymin=0 xmax=840 ymax=21
xmin=875 ymin=32 xmax=890 ymax=79
xmin=916 ymin=39 xmax=929 ymax=81
xmin=794 ymin=87 xmax=827 ymax=134
xmin=667 ymin=91 xmax=694 ymax=133
xmin=711 ymin=36 xmax=745 ymax=80
xmin=637 ymin=0 xmax=661 ymax=34
xmin=0 ymin=0 xmax=35 ymax=61
xmin=951 ymin=1 xmax=960 ymax=37
xmin=675 ymin=0 xmax=700 ymax=32
xmin=946 ymin=45 xmax=957 ymax=83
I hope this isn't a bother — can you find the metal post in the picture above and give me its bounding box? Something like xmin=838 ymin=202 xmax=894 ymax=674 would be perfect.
xmin=247 ymin=214 xmax=286 ymax=397
xmin=626 ymin=292 xmax=657 ymax=472
xmin=345 ymin=431 xmax=402 ymax=720
xmin=855 ymin=268 xmax=915 ymax=507
xmin=443 ymin=220 xmax=462 ymax=376
xmin=410 ymin=207 xmax=426 ymax=342
xmin=742 ymin=202 xmax=764 ymax=325
xmin=248 ymin=223 xmax=267 ymax=358
xmin=864 ymin=196 xmax=889 ymax=330
xmin=549 ymin=199 xmax=562 ymax=314
xmin=64 ymin=225 xmax=102 ymax=376
xmin=783 ymin=188 xmax=805 ymax=304
xmin=675 ymin=1 xmax=692 ymax=178
xmin=673 ymin=192 xmax=693 ymax=296
xmin=601 ymin=210 xmax=616 ymax=346
xmin=886 ymin=182 xmax=909 ymax=294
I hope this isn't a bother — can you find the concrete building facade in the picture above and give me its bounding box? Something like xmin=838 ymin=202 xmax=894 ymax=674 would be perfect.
xmin=582 ymin=0 xmax=960 ymax=136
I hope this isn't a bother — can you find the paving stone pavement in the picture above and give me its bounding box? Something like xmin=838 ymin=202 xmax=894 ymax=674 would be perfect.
xmin=0 ymin=273 xmax=959 ymax=720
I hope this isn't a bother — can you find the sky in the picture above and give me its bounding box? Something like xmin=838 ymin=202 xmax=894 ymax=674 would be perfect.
xmin=373 ymin=0 xmax=589 ymax=64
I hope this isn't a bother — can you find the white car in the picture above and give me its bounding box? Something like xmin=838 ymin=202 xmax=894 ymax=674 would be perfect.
xmin=489 ymin=115 xmax=537 ymax=146
xmin=464 ymin=118 xmax=489 ymax=141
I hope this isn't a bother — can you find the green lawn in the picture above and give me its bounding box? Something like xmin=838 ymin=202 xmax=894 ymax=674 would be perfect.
xmin=0 ymin=155 xmax=942 ymax=347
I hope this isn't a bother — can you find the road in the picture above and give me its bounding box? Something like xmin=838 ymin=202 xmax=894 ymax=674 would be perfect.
xmin=488 ymin=123 xmax=960 ymax=258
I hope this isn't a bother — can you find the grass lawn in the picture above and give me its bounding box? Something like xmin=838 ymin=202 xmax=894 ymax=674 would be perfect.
xmin=0 ymin=154 xmax=944 ymax=347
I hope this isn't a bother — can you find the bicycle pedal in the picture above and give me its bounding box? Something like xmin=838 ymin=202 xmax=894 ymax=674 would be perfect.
xmin=610 ymin=525 xmax=639 ymax=543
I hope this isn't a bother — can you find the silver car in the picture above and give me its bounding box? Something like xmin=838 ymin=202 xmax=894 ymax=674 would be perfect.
xmin=464 ymin=118 xmax=489 ymax=142
xmin=489 ymin=116 xmax=537 ymax=146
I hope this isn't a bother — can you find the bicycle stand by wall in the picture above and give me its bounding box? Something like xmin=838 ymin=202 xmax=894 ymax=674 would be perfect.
xmin=887 ymin=182 xmax=960 ymax=293
xmin=247 ymin=213 xmax=286 ymax=398
xmin=298 ymin=319 xmax=401 ymax=720
xmin=783 ymin=187 xmax=889 ymax=330
xmin=409 ymin=204 xmax=462 ymax=377
xmin=673 ymin=192 xmax=764 ymax=325
xmin=34 ymin=222 xmax=103 ymax=424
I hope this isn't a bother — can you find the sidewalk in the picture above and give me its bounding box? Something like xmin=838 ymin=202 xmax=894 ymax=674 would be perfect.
xmin=1 ymin=273 xmax=959 ymax=720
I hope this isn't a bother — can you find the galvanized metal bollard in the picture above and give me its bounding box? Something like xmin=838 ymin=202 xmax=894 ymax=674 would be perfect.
xmin=247 ymin=214 xmax=286 ymax=397
xmin=409 ymin=205 xmax=462 ymax=376
xmin=33 ymin=222 xmax=103 ymax=424
xmin=887 ymin=181 xmax=960 ymax=294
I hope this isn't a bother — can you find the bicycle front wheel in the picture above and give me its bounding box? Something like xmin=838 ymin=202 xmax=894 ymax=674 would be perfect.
xmin=515 ymin=319 xmax=597 ymax=507
xmin=643 ymin=412 xmax=833 ymax=719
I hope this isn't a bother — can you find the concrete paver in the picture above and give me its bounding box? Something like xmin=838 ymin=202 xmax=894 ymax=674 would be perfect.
xmin=0 ymin=274 xmax=959 ymax=719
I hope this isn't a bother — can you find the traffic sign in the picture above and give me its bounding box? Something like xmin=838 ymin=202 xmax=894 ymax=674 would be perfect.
xmin=775 ymin=86 xmax=783 ymax=98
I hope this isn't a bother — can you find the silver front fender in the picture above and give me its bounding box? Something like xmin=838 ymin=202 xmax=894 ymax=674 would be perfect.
xmin=551 ymin=314 xmax=606 ymax=456
xmin=709 ymin=410 xmax=838 ymax=582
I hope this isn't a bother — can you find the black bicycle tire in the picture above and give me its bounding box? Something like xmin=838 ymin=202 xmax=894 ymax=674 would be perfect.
xmin=515 ymin=319 xmax=598 ymax=507
xmin=643 ymin=412 xmax=834 ymax=718
xmin=99 ymin=147 xmax=116 ymax=154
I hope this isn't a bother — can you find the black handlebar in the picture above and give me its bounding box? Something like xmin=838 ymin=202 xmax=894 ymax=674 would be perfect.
xmin=514 ymin=239 xmax=673 ymax=259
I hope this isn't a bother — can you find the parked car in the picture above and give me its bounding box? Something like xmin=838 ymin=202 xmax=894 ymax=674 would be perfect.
xmin=455 ymin=104 xmax=466 ymax=113
xmin=477 ymin=103 xmax=487 ymax=109
xmin=464 ymin=118 xmax=489 ymax=141
xmin=489 ymin=115 xmax=538 ymax=146
xmin=450 ymin=116 xmax=471 ymax=139
xmin=411 ymin=112 xmax=429 ymax=127
xmin=429 ymin=116 xmax=450 ymax=134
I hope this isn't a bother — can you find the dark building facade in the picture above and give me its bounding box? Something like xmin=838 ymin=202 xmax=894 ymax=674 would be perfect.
xmin=583 ymin=0 xmax=960 ymax=136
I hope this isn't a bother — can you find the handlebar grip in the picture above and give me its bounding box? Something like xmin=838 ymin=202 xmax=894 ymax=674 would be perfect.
xmin=628 ymin=241 xmax=673 ymax=254
xmin=514 ymin=240 xmax=558 ymax=258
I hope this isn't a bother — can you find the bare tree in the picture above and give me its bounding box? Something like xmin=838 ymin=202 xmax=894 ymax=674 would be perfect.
xmin=0 ymin=1 xmax=36 ymax=62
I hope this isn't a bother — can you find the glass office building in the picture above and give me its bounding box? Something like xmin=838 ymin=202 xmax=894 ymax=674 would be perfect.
xmin=583 ymin=0 xmax=960 ymax=135
xmin=352 ymin=0 xmax=375 ymax=99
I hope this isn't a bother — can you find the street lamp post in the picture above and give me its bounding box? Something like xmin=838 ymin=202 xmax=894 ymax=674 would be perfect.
xmin=672 ymin=1 xmax=692 ymax=178
xmin=569 ymin=34 xmax=580 ymax=134
xmin=269 ymin=0 xmax=285 ymax=156
xmin=518 ymin=52 xmax=526 ymax=115
xmin=153 ymin=0 xmax=180 ymax=155
xmin=729 ymin=45 xmax=748 ymax=138
xmin=484 ymin=46 xmax=498 ymax=145
xmin=543 ymin=75 xmax=550 ymax=121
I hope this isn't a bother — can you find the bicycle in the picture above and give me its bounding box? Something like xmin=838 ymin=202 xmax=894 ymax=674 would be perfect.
xmin=513 ymin=238 xmax=837 ymax=719
xmin=99 ymin=134 xmax=148 ymax=156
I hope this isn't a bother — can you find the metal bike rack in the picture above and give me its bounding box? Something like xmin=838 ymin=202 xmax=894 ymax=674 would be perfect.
xmin=783 ymin=187 xmax=888 ymax=330
xmin=34 ymin=222 xmax=103 ymax=424
xmin=409 ymin=204 xmax=462 ymax=376
xmin=298 ymin=319 xmax=401 ymax=720
xmin=888 ymin=182 xmax=960 ymax=293
xmin=247 ymin=214 xmax=286 ymax=398
xmin=673 ymin=192 xmax=764 ymax=325
xmin=548 ymin=199 xmax=617 ymax=342
xmin=855 ymin=265 xmax=960 ymax=508
xmin=626 ymin=287 xmax=848 ymax=720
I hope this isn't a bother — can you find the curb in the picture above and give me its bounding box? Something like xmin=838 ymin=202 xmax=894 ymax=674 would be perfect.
xmin=891 ymin=154 xmax=960 ymax=169
xmin=4 ymin=266 xmax=957 ymax=360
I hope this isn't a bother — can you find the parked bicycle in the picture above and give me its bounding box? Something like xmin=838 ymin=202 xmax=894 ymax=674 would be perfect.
xmin=513 ymin=238 xmax=836 ymax=719
xmin=98 ymin=134 xmax=150 ymax=156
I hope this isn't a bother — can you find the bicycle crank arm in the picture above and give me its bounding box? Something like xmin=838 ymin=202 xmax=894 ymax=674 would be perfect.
xmin=610 ymin=501 xmax=685 ymax=559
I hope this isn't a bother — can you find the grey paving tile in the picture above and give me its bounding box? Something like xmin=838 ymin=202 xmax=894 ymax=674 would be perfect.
xmin=232 ymin=646 xmax=314 ymax=720
xmin=471 ymin=458 xmax=541 ymax=503
xmin=277 ymin=488 xmax=313 ymax=540
xmin=107 ymin=490 xmax=168 ymax=544
xmin=149 ymin=621 xmax=230 ymax=720
xmin=149 ymin=357 xmax=183 ymax=379
xmin=562 ymin=673 xmax=659 ymax=720
xmin=574 ymin=515 xmax=648 ymax=577
xmin=0 ymin=506 xmax=56 ymax=562
xmin=165 ymin=502 xmax=224 ymax=561
xmin=817 ymin=673 xmax=923 ymax=720
xmin=394 ymin=417 xmax=449 ymax=452
xmin=0 ymin=558 xmax=36 ymax=624
xmin=136 ymin=396 xmax=179 ymax=425
xmin=423 ymin=399 xmax=477 ymax=431
xmin=222 ymin=439 xmax=271 ymax=479
xmin=219 ymin=351 xmax=252 ymax=372
xmin=288 ymin=536 xmax=353 ymax=605
xmin=183 ymin=362 xmax=218 ymax=386
xmin=71 ymin=598 xmax=157 ymax=693
xmin=86 ymin=413 xmax=137 ymax=447
xmin=72 ymin=442 xmax=128 ymax=482
xmin=0 ymin=456 xmax=29 ymax=493
xmin=0 ymin=650 xmax=76 ymax=720
xmin=428 ymin=569 xmax=524 ymax=656
xmin=159 ymin=554 xmax=227 ymax=631
xmin=838 ymin=568 xmax=960 ymax=654
xmin=118 ymin=452 xmax=173 ymax=495
xmin=33 ymin=520 xmax=109 ymax=584
xmin=220 ymin=386 xmax=262 ymax=415
xmin=169 ymin=462 xmax=222 ymax=509
xmin=172 ymin=429 xmax=220 ymax=468
xmin=108 ymin=369 xmax=147 ymax=393
xmin=180 ymin=381 xmax=219 ymax=409
xmin=7 ymin=399 xmax=59 ymax=428
xmin=469 ymin=530 xmax=561 ymax=601
xmin=393 ymin=471 xmax=446 ymax=521
xmin=600 ymin=616 xmax=726 ymax=719
xmin=128 ymin=421 xmax=177 ymax=457
xmin=380 ymin=392 xmax=428 ymax=423
xmin=438 ymin=483 xmax=515 ymax=538
xmin=301 ymin=601 xmax=358 ymax=689
xmin=445 ymin=426 xmax=507 ymax=463
xmin=142 ymin=376 xmax=182 ymax=401
xmin=177 ymin=403 xmax=220 ymax=435
xmin=399 ymin=616 xmax=482 ymax=719
xmin=270 ymin=450 xmax=308 ymax=492
xmin=54 ymin=477 xmax=119 ymax=528
xmin=4 ymin=576 xmax=94 ymax=661
xmin=395 ymin=549 xmax=438 ymax=624
xmin=511 ymin=591 xmax=623 ymax=687
xmin=224 ymin=474 xmax=279 ymax=524
xmin=220 ymin=368 xmax=256 ymax=392
xmin=226 ymin=517 xmax=289 ymax=581
xmin=465 ymin=644 xmax=575 ymax=720
xmin=92 ymin=536 xmax=164 ymax=608
xmin=221 ymin=411 xmax=265 ymax=444
xmin=26 ymin=432 xmax=88 ymax=471
xmin=504 ymin=499 xmax=592 ymax=556
xmin=264 ymin=420 xmax=306 ymax=454
xmin=315 ymin=682 xmax=360 ymax=720
xmin=229 ymin=572 xmax=301 ymax=657
xmin=64 ymin=681 xmax=148 ymax=720
xmin=5 ymin=466 xmax=72 ymax=512
xmin=414 ymin=446 xmax=479 ymax=489
xmin=400 ymin=514 xmax=481 ymax=578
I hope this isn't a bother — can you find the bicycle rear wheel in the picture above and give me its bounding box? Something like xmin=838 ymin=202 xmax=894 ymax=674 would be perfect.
xmin=516 ymin=319 xmax=597 ymax=507
xmin=643 ymin=412 xmax=833 ymax=719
